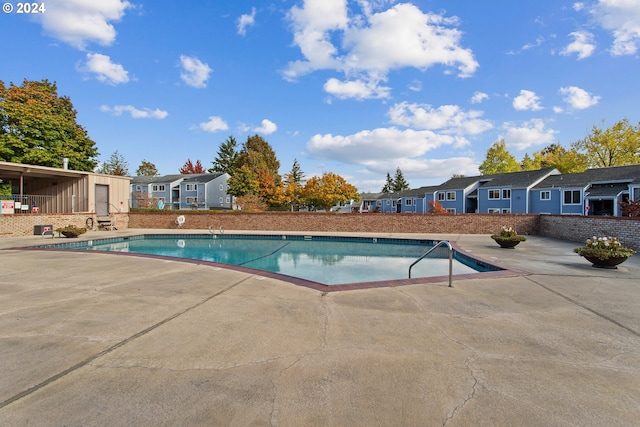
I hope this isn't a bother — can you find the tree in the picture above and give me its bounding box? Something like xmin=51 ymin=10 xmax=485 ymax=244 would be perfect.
xmin=532 ymin=144 xmax=587 ymax=173
xmin=235 ymin=134 xmax=282 ymax=206
xmin=620 ymin=199 xmax=640 ymax=217
xmin=0 ymin=79 xmax=98 ymax=170
xmin=479 ymin=139 xmax=521 ymax=175
xmin=283 ymin=159 xmax=305 ymax=210
xmin=381 ymin=172 xmax=394 ymax=193
xmin=227 ymin=164 xmax=259 ymax=197
xmin=209 ymin=135 xmax=239 ymax=175
xmin=520 ymin=153 xmax=540 ymax=171
xmin=98 ymin=150 xmax=129 ymax=176
xmin=136 ymin=159 xmax=159 ymax=176
xmin=301 ymin=172 xmax=359 ymax=211
xmin=179 ymin=159 xmax=205 ymax=174
xmin=392 ymin=167 xmax=410 ymax=192
xmin=428 ymin=200 xmax=449 ymax=214
xmin=572 ymin=118 xmax=640 ymax=167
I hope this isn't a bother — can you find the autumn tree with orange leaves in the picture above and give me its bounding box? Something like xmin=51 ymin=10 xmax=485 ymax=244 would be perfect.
xmin=179 ymin=159 xmax=205 ymax=174
xmin=301 ymin=172 xmax=359 ymax=211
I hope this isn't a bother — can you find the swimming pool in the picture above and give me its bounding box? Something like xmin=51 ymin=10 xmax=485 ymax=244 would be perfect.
xmin=35 ymin=234 xmax=502 ymax=287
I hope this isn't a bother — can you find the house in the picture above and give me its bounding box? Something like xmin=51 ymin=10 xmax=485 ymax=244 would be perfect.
xmin=532 ymin=164 xmax=640 ymax=216
xmin=477 ymin=169 xmax=559 ymax=214
xmin=130 ymin=174 xmax=185 ymax=209
xmin=130 ymin=173 xmax=232 ymax=210
xmin=433 ymin=176 xmax=486 ymax=214
xmin=396 ymin=186 xmax=440 ymax=213
xmin=0 ymin=160 xmax=130 ymax=215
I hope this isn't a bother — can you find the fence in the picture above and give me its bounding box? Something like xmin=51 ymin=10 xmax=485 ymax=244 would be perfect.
xmin=1 ymin=194 xmax=87 ymax=214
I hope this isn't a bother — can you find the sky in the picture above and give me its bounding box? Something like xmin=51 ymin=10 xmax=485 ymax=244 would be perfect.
xmin=2 ymin=0 xmax=640 ymax=192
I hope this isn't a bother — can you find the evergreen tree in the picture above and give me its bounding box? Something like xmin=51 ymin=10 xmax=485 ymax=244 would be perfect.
xmin=98 ymin=150 xmax=129 ymax=176
xmin=381 ymin=172 xmax=394 ymax=193
xmin=209 ymin=135 xmax=239 ymax=174
xmin=285 ymin=158 xmax=304 ymax=185
xmin=392 ymin=167 xmax=410 ymax=192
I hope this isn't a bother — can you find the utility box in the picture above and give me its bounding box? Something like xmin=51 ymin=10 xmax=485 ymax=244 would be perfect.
xmin=34 ymin=224 xmax=53 ymax=236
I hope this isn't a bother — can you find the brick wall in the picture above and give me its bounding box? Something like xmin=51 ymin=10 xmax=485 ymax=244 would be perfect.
xmin=540 ymin=215 xmax=640 ymax=250
xmin=0 ymin=213 xmax=129 ymax=237
xmin=128 ymin=211 xmax=540 ymax=235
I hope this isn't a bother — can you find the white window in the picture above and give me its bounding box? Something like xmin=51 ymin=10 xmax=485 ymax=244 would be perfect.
xmin=502 ymin=208 xmax=511 ymax=213
xmin=135 ymin=185 xmax=141 ymax=191
xmin=488 ymin=208 xmax=500 ymax=213
xmin=446 ymin=191 xmax=456 ymax=201
xmin=405 ymin=199 xmax=412 ymax=206
xmin=437 ymin=192 xmax=445 ymax=201
xmin=152 ymin=184 xmax=165 ymax=192
xmin=226 ymin=196 xmax=230 ymax=203
xmin=502 ymin=189 xmax=511 ymax=199
xmin=488 ymin=189 xmax=500 ymax=199
xmin=186 ymin=184 xmax=197 ymax=191
xmin=633 ymin=187 xmax=640 ymax=201
xmin=563 ymin=190 xmax=581 ymax=204
xmin=186 ymin=197 xmax=197 ymax=204
xmin=540 ymin=190 xmax=551 ymax=200
xmin=392 ymin=200 xmax=397 ymax=207
xmin=219 ymin=184 xmax=224 ymax=191
xmin=219 ymin=196 xmax=223 ymax=203
xmin=446 ymin=208 xmax=456 ymax=214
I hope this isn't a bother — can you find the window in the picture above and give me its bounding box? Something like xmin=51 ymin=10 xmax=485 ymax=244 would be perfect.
xmin=392 ymin=200 xmax=397 ymax=207
xmin=219 ymin=196 xmax=223 ymax=203
xmin=405 ymin=199 xmax=412 ymax=206
xmin=135 ymin=185 xmax=141 ymax=191
xmin=502 ymin=189 xmax=511 ymax=199
xmin=219 ymin=184 xmax=224 ymax=191
xmin=437 ymin=192 xmax=445 ymax=201
xmin=634 ymin=188 xmax=640 ymax=201
xmin=226 ymin=196 xmax=230 ymax=203
xmin=488 ymin=208 xmax=500 ymax=213
xmin=488 ymin=189 xmax=500 ymax=199
xmin=186 ymin=184 xmax=197 ymax=191
xmin=446 ymin=208 xmax=456 ymax=214
xmin=186 ymin=197 xmax=197 ymax=204
xmin=152 ymin=184 xmax=165 ymax=192
xmin=502 ymin=208 xmax=511 ymax=213
xmin=540 ymin=190 xmax=551 ymax=200
xmin=446 ymin=191 xmax=456 ymax=201
xmin=563 ymin=190 xmax=581 ymax=204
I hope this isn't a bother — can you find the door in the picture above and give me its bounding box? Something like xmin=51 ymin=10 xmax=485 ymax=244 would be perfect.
xmin=95 ymin=184 xmax=109 ymax=216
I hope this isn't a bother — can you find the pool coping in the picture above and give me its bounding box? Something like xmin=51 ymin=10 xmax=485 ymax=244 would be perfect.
xmin=8 ymin=233 xmax=526 ymax=292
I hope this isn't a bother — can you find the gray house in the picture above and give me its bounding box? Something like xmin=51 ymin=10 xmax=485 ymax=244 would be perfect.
xmin=130 ymin=173 xmax=231 ymax=210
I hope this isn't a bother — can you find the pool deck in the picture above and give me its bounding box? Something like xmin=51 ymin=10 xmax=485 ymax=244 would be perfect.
xmin=0 ymin=229 xmax=638 ymax=426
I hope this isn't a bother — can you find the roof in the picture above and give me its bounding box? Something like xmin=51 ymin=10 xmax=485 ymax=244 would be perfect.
xmin=180 ymin=172 xmax=226 ymax=183
xmin=585 ymin=183 xmax=629 ymax=198
xmin=534 ymin=164 xmax=640 ymax=189
xmin=0 ymin=160 xmax=131 ymax=181
xmin=130 ymin=174 xmax=185 ymax=184
xmin=479 ymin=168 xmax=559 ymax=188
xmin=436 ymin=175 xmax=484 ymax=191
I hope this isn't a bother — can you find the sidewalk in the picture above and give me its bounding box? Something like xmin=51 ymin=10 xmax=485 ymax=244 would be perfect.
xmin=0 ymin=231 xmax=638 ymax=426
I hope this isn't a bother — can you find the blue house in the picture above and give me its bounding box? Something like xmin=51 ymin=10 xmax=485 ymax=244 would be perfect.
xmin=477 ymin=169 xmax=559 ymax=213
xmin=532 ymin=164 xmax=640 ymax=216
xmin=131 ymin=173 xmax=231 ymax=210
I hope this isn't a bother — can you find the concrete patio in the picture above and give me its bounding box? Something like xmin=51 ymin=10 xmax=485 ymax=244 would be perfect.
xmin=0 ymin=230 xmax=638 ymax=426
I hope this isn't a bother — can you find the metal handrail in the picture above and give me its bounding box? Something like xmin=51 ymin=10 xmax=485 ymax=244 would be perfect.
xmin=408 ymin=240 xmax=453 ymax=287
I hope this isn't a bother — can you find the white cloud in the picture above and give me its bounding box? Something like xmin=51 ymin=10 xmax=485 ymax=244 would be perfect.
xmin=253 ymin=119 xmax=278 ymax=135
xmin=238 ymin=7 xmax=256 ymax=36
xmin=199 ymin=116 xmax=229 ymax=132
xmin=101 ymin=105 xmax=168 ymax=119
xmin=502 ymin=119 xmax=557 ymax=150
xmin=307 ymin=127 xmax=462 ymax=166
xmin=37 ymin=0 xmax=132 ymax=49
xmin=323 ymin=77 xmax=391 ymax=100
xmin=573 ymin=2 xmax=585 ymax=12
xmin=285 ymin=1 xmax=478 ymax=99
xmin=359 ymin=157 xmax=479 ymax=181
xmin=559 ymin=86 xmax=600 ymax=109
xmin=591 ymin=0 xmax=640 ymax=55
xmin=408 ymin=80 xmax=422 ymax=92
xmin=388 ymin=102 xmax=492 ymax=142
xmin=513 ymin=90 xmax=543 ymax=111
xmin=179 ymin=55 xmax=212 ymax=88
xmin=561 ymin=31 xmax=596 ymax=59
xmin=80 ymin=53 xmax=129 ymax=85
xmin=470 ymin=91 xmax=489 ymax=104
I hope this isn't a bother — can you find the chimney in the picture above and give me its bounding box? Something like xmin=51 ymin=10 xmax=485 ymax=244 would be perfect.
xmin=62 ymin=157 xmax=69 ymax=170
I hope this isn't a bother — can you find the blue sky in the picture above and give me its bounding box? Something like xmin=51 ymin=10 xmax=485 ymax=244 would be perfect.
xmin=2 ymin=0 xmax=639 ymax=191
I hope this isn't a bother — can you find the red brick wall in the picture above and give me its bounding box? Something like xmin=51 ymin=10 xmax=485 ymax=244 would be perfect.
xmin=0 ymin=213 xmax=128 ymax=237
xmin=128 ymin=212 xmax=540 ymax=235
xmin=540 ymin=215 xmax=639 ymax=250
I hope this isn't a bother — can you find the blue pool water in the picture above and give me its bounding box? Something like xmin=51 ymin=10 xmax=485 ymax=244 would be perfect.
xmin=39 ymin=234 xmax=501 ymax=286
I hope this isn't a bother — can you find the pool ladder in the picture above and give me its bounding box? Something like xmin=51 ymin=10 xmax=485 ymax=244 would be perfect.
xmin=408 ymin=240 xmax=453 ymax=287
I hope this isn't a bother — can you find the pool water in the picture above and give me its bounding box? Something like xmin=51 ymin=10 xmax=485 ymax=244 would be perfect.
xmin=42 ymin=234 xmax=500 ymax=286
